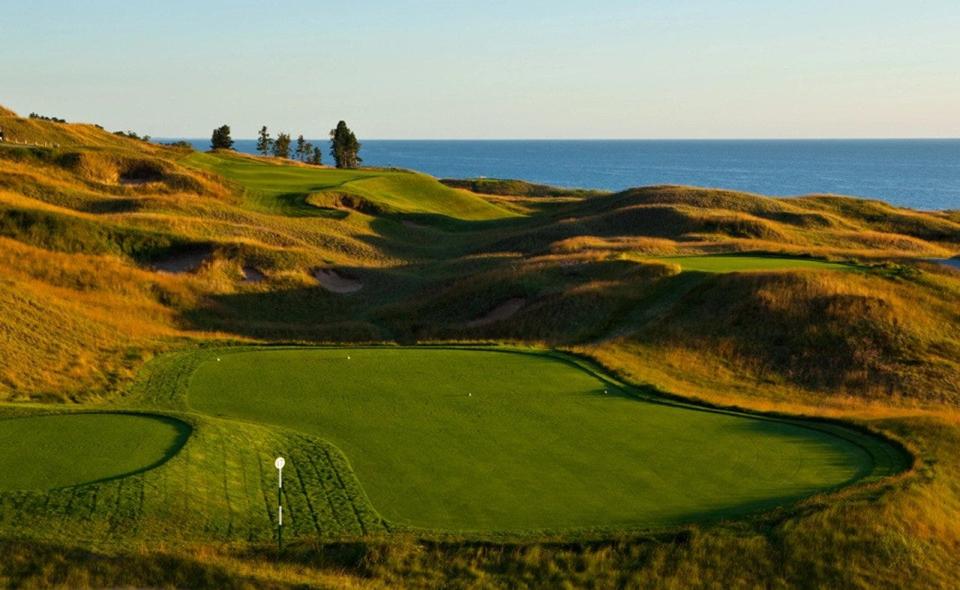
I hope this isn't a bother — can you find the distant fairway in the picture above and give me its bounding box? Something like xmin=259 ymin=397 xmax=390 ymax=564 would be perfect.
xmin=0 ymin=413 xmax=188 ymax=491
xmin=648 ymin=254 xmax=851 ymax=273
xmin=187 ymin=348 xmax=899 ymax=532
xmin=182 ymin=151 xmax=515 ymax=220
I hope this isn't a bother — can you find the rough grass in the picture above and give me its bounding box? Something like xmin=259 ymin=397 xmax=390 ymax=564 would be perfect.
xmin=440 ymin=177 xmax=606 ymax=199
xmin=628 ymin=270 xmax=960 ymax=403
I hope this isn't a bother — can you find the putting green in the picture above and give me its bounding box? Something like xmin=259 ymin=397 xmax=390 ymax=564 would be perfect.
xmin=0 ymin=413 xmax=189 ymax=491
xmin=186 ymin=348 xmax=904 ymax=532
xmin=648 ymin=254 xmax=850 ymax=273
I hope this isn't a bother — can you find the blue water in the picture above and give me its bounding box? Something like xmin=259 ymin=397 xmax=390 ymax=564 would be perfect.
xmin=164 ymin=138 xmax=960 ymax=210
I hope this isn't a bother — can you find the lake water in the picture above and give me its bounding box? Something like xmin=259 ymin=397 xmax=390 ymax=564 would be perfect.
xmin=165 ymin=138 xmax=960 ymax=210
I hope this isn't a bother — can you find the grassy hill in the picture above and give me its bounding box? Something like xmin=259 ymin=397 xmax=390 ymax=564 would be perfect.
xmin=182 ymin=150 xmax=517 ymax=220
xmin=0 ymin=105 xmax=958 ymax=588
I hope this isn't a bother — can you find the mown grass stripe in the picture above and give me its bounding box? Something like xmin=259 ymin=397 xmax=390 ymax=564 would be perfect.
xmin=255 ymin=448 xmax=277 ymax=539
xmin=322 ymin=448 xmax=365 ymax=536
xmin=304 ymin=450 xmax=341 ymax=536
xmin=290 ymin=456 xmax=323 ymax=537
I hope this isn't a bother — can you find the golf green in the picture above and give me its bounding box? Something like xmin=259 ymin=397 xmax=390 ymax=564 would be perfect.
xmin=648 ymin=254 xmax=850 ymax=273
xmin=186 ymin=348 xmax=902 ymax=532
xmin=0 ymin=413 xmax=189 ymax=491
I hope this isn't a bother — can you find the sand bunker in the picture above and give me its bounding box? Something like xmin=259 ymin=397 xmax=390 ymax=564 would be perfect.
xmin=242 ymin=266 xmax=266 ymax=282
xmin=152 ymin=251 xmax=210 ymax=274
xmin=466 ymin=298 xmax=525 ymax=327
xmin=314 ymin=269 xmax=363 ymax=294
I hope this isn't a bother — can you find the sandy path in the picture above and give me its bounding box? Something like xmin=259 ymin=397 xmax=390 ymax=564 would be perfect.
xmin=242 ymin=266 xmax=266 ymax=282
xmin=313 ymin=269 xmax=363 ymax=294
xmin=466 ymin=298 xmax=525 ymax=327
xmin=152 ymin=251 xmax=210 ymax=273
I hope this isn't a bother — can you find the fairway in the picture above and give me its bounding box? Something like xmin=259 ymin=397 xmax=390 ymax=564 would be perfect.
xmin=0 ymin=413 xmax=189 ymax=491
xmin=186 ymin=348 xmax=899 ymax=532
xmin=648 ymin=254 xmax=851 ymax=273
xmin=182 ymin=151 xmax=515 ymax=220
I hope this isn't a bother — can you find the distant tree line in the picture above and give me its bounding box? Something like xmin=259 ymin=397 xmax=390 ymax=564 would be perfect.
xmin=114 ymin=130 xmax=151 ymax=142
xmin=209 ymin=121 xmax=361 ymax=168
xmin=161 ymin=140 xmax=195 ymax=150
xmin=29 ymin=113 xmax=66 ymax=123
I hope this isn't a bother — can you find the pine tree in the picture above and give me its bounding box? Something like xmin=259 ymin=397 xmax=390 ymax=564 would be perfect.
xmin=329 ymin=121 xmax=362 ymax=169
xmin=256 ymin=126 xmax=272 ymax=156
xmin=210 ymin=125 xmax=234 ymax=150
xmin=309 ymin=145 xmax=323 ymax=165
xmin=295 ymin=135 xmax=306 ymax=161
xmin=272 ymin=133 xmax=292 ymax=158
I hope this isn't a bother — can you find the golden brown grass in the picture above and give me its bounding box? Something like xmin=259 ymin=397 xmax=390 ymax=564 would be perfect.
xmin=0 ymin=236 xmax=235 ymax=400
xmin=584 ymin=269 xmax=960 ymax=404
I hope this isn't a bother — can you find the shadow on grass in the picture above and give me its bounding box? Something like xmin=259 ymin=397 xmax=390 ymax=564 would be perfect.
xmin=248 ymin=191 xmax=349 ymax=218
xmin=179 ymin=266 xmax=408 ymax=341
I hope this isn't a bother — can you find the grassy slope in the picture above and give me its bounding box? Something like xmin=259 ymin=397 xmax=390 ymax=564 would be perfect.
xmin=182 ymin=151 xmax=516 ymax=221
xmin=0 ymin=410 xmax=386 ymax=551
xmin=0 ymin=106 xmax=959 ymax=587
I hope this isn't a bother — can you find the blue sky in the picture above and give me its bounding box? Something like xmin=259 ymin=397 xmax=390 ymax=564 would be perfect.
xmin=3 ymin=1 xmax=958 ymax=139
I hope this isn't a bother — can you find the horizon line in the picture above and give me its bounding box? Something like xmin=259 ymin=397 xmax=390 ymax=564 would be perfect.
xmin=154 ymin=136 xmax=960 ymax=142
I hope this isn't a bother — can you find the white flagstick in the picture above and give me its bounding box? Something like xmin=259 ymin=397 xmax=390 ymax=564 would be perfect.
xmin=275 ymin=457 xmax=285 ymax=553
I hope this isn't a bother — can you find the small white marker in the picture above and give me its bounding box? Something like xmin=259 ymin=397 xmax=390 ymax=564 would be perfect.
xmin=217 ymin=358 xmax=221 ymax=362
xmin=275 ymin=456 xmax=285 ymax=549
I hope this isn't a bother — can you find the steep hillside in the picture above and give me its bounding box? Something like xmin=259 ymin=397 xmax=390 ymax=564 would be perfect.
xmin=630 ymin=270 xmax=959 ymax=403
xmin=0 ymin=110 xmax=155 ymax=150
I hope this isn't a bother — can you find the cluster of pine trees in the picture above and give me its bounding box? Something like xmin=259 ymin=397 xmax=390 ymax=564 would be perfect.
xmin=209 ymin=121 xmax=361 ymax=169
xmin=28 ymin=113 xmax=67 ymax=123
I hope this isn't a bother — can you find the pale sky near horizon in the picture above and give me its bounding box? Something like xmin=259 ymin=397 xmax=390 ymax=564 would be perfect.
xmin=3 ymin=1 xmax=958 ymax=139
